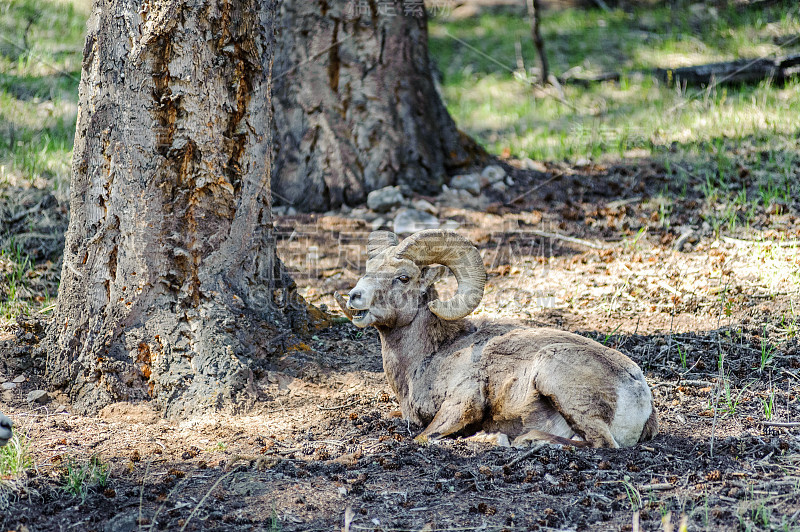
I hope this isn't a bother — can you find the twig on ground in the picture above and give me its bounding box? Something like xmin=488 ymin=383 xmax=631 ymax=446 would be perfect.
xmin=180 ymin=470 xmax=236 ymax=532
xmin=139 ymin=461 xmax=151 ymax=531
xmin=504 ymin=447 xmax=540 ymax=468
xmin=722 ymin=236 xmax=800 ymax=247
xmin=781 ymin=369 xmax=800 ymax=383
xmin=318 ymin=400 xmax=359 ymax=411
xmin=506 ymin=174 xmax=560 ymax=205
xmin=639 ymin=483 xmax=674 ymax=491
xmin=677 ymin=379 xmax=716 ymax=387
xmin=525 ymin=230 xmax=606 ymax=250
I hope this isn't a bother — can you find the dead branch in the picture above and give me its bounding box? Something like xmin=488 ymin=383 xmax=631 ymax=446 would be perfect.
xmin=657 ymin=53 xmax=800 ymax=86
xmin=526 ymin=0 xmax=549 ymax=83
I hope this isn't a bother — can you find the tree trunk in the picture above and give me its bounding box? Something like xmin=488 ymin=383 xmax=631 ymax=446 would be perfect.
xmin=526 ymin=0 xmax=549 ymax=84
xmin=271 ymin=0 xmax=486 ymax=212
xmin=46 ymin=0 xmax=307 ymax=417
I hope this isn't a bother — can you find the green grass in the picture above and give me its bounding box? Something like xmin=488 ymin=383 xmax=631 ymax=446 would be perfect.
xmin=429 ymin=1 xmax=800 ymax=188
xmin=0 ymin=0 xmax=86 ymax=322
xmin=0 ymin=432 xmax=34 ymax=479
xmin=62 ymin=455 xmax=109 ymax=501
xmin=0 ymin=235 xmax=45 ymax=319
xmin=0 ymin=0 xmax=86 ymax=193
xmin=0 ymin=431 xmax=35 ymax=511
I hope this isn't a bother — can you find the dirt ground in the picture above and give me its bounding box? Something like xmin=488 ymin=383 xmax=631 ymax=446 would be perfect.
xmin=1 ymin=157 xmax=800 ymax=531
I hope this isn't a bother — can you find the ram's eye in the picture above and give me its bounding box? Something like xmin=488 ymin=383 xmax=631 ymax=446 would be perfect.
xmin=397 ymin=274 xmax=410 ymax=284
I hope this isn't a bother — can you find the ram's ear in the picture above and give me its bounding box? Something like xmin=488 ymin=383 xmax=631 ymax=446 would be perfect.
xmin=420 ymin=265 xmax=446 ymax=288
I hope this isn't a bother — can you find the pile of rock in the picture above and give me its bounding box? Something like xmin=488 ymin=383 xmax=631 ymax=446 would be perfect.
xmin=273 ymin=164 xmax=514 ymax=233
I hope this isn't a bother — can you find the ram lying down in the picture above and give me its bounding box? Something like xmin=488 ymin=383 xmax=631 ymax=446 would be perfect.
xmin=336 ymin=230 xmax=658 ymax=448
xmin=0 ymin=412 xmax=12 ymax=447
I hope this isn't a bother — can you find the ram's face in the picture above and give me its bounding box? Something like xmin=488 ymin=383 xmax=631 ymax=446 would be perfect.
xmin=346 ymin=252 xmax=442 ymax=329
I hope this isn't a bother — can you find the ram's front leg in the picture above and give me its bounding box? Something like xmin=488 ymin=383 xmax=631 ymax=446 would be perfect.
xmin=416 ymin=390 xmax=484 ymax=442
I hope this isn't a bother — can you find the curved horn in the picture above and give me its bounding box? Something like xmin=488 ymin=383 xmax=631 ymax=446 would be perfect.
xmin=368 ymin=231 xmax=399 ymax=259
xmin=395 ymin=229 xmax=486 ymax=320
xmin=334 ymin=291 xmax=353 ymax=320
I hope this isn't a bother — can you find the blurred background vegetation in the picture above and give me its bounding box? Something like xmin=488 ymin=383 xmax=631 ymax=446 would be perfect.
xmin=429 ymin=1 xmax=799 ymax=199
xmin=0 ymin=0 xmax=799 ymax=318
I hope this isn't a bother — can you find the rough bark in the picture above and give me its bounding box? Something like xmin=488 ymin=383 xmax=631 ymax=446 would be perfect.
xmin=46 ymin=0 xmax=309 ymax=417
xmin=271 ymin=0 xmax=486 ymax=212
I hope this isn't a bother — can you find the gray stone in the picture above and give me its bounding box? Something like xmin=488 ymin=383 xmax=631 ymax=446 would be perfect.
xmin=370 ymin=217 xmax=388 ymax=231
xmin=520 ymin=158 xmax=547 ymax=172
xmin=490 ymin=181 xmax=507 ymax=193
xmin=1 ymin=382 xmax=16 ymax=390
xmin=411 ymin=199 xmax=437 ymax=215
xmin=449 ymin=174 xmax=481 ymax=196
xmin=26 ymin=390 xmax=51 ymax=404
xmin=367 ymin=186 xmax=404 ymax=213
xmin=481 ymin=164 xmax=507 ymax=183
xmin=105 ymin=512 xmax=149 ymax=532
xmin=393 ymin=208 xmax=440 ymax=234
xmin=440 ymin=220 xmax=460 ymax=231
xmin=439 ymin=185 xmax=482 ymax=209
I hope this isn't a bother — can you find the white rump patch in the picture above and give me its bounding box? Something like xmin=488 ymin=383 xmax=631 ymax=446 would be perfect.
xmin=609 ymin=379 xmax=652 ymax=447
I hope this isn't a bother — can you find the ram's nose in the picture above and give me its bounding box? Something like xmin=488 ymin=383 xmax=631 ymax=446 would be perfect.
xmin=347 ymin=288 xmax=364 ymax=308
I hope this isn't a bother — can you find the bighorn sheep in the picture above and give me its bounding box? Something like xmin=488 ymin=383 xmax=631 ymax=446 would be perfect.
xmin=335 ymin=230 xmax=658 ymax=448
xmin=0 ymin=412 xmax=12 ymax=447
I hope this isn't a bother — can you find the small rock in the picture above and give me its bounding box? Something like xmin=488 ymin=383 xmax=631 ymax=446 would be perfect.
xmin=520 ymin=158 xmax=547 ymax=173
xmin=1 ymin=382 xmax=16 ymax=390
xmin=367 ymin=186 xmax=404 ymax=213
xmin=272 ymin=205 xmax=287 ymax=216
xmin=411 ymin=199 xmax=438 ymax=215
xmin=337 ymin=486 xmax=347 ymax=496
xmin=767 ymin=200 xmax=785 ymax=215
xmin=449 ymin=174 xmax=481 ymax=196
xmin=440 ymin=220 xmax=460 ymax=231
xmin=393 ymin=208 xmax=440 ymax=235
xmin=505 ymin=176 xmax=515 ymax=186
xmin=481 ymin=165 xmax=506 ymax=184
xmin=27 ymin=390 xmax=51 ymax=404
xmin=490 ymin=181 xmax=507 ymax=193
xmin=674 ymin=229 xmax=693 ymax=251
xmin=438 ymin=186 xmax=482 ymax=209
xmin=286 ymin=206 xmax=298 ymax=216
xmin=104 ymin=512 xmax=142 ymax=532
xmin=575 ymin=157 xmax=591 ymax=166
xmin=370 ymin=217 xmax=388 ymax=231
xmin=12 ymin=375 xmax=25 ymax=383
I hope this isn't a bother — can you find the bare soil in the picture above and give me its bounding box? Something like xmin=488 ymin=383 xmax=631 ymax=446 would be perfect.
xmin=1 ymin=157 xmax=800 ymax=531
